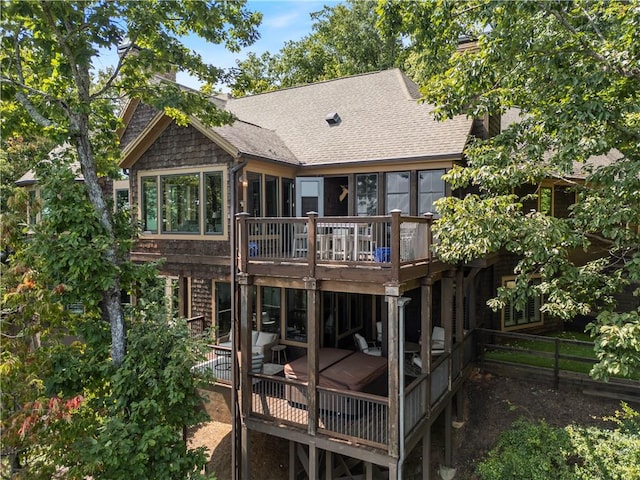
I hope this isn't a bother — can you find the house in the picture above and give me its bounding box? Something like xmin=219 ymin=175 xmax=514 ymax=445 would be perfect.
xmin=116 ymin=68 xmax=603 ymax=479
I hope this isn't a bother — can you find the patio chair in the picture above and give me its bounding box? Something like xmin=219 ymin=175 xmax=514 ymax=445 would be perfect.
xmin=354 ymin=332 xmax=382 ymax=356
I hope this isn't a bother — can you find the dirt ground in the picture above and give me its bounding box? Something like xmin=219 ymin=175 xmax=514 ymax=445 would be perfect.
xmin=189 ymin=369 xmax=630 ymax=479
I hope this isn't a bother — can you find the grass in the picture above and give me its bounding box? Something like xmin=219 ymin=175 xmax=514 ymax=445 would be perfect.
xmin=484 ymin=330 xmax=597 ymax=375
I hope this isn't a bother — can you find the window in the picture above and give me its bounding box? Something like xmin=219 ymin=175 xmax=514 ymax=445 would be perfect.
xmin=115 ymin=188 xmax=129 ymax=210
xmin=418 ymin=169 xmax=445 ymax=216
xmin=260 ymin=286 xmax=281 ymax=333
xmin=161 ymin=174 xmax=199 ymax=233
xmin=501 ymin=277 xmax=543 ymax=330
xmin=215 ymin=282 xmax=231 ymax=338
xmin=164 ymin=276 xmax=189 ymax=319
xmin=247 ymin=172 xmax=262 ymax=217
xmin=539 ymin=187 xmax=552 ymax=215
xmin=265 ymin=175 xmax=279 ymax=217
xmin=386 ymin=172 xmax=410 ymax=214
xmin=142 ymin=176 xmax=158 ymax=232
xmin=356 ymin=174 xmax=377 ymax=216
xmin=205 ymin=172 xmax=223 ymax=233
xmin=282 ymin=178 xmax=294 ymax=217
xmin=140 ymin=169 xmax=225 ymax=236
xmin=519 ymin=184 xmax=576 ymax=218
xmin=285 ymin=289 xmax=307 ymax=343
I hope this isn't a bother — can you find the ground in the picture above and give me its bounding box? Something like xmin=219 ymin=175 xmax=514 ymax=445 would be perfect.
xmin=188 ymin=369 xmax=628 ymax=479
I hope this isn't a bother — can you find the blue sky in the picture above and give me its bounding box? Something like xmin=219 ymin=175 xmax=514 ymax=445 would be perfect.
xmin=94 ymin=1 xmax=340 ymax=90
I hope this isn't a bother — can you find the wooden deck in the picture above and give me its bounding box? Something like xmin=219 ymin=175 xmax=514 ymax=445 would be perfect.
xmin=237 ymin=212 xmax=440 ymax=287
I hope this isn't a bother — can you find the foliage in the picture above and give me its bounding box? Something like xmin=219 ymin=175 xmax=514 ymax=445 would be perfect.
xmin=1 ymin=0 xmax=261 ymax=366
xmin=229 ymin=0 xmax=404 ymax=95
xmin=0 ymin=136 xmax=54 ymax=214
xmin=477 ymin=419 xmax=576 ymax=480
xmin=477 ymin=405 xmax=640 ymax=480
xmin=1 ymin=197 xmax=213 ymax=478
xmin=379 ymin=0 xmax=640 ymax=379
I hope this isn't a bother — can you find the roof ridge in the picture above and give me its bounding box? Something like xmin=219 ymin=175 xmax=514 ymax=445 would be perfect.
xmin=231 ymin=68 xmax=403 ymax=101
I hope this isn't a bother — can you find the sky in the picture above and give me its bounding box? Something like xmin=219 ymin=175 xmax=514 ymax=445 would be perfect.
xmin=94 ymin=0 xmax=341 ymax=90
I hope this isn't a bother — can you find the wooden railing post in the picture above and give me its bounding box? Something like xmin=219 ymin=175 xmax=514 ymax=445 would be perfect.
xmin=307 ymin=212 xmax=317 ymax=278
xmin=390 ymin=210 xmax=401 ymax=282
xmin=237 ymin=212 xmax=250 ymax=273
xmin=423 ymin=212 xmax=434 ymax=262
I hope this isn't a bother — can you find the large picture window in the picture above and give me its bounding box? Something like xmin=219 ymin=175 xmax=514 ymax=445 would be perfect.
xmin=162 ymin=174 xmax=199 ymax=233
xmin=386 ymin=172 xmax=410 ymax=214
xmin=501 ymin=277 xmax=543 ymax=330
xmin=418 ymin=169 xmax=445 ymax=216
xmin=140 ymin=169 xmax=225 ymax=236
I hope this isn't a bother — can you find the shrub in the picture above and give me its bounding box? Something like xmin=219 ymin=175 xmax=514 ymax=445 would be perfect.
xmin=477 ymin=405 xmax=640 ymax=480
xmin=476 ymin=419 xmax=576 ymax=480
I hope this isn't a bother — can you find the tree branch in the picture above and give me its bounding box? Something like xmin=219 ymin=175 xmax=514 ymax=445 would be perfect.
xmin=546 ymin=5 xmax=640 ymax=80
xmin=13 ymin=92 xmax=57 ymax=129
xmin=90 ymin=31 xmax=141 ymax=99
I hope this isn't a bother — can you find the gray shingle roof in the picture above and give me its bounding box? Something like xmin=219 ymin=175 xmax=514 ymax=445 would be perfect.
xmin=214 ymin=120 xmax=298 ymax=164
xmin=219 ymin=69 xmax=473 ymax=166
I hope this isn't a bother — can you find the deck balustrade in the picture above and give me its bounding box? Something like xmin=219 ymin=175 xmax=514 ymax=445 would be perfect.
xmin=237 ymin=211 xmax=434 ymax=282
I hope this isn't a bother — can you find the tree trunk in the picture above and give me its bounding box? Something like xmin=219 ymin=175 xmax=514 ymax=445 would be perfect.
xmin=72 ymin=111 xmax=126 ymax=366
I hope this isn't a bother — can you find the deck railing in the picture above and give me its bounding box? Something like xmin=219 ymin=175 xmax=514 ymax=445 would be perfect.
xmin=237 ymin=211 xmax=434 ymax=275
xmin=249 ymin=373 xmax=389 ymax=450
xmin=192 ymin=344 xmax=233 ymax=385
xmin=317 ymin=387 xmax=389 ymax=448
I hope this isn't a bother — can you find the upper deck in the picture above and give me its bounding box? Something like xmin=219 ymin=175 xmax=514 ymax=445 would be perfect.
xmin=237 ymin=210 xmax=440 ymax=292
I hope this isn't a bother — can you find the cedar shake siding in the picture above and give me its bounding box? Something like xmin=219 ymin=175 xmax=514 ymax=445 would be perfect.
xmin=129 ymin=121 xmax=234 ymax=259
xmin=120 ymin=103 xmax=158 ymax=150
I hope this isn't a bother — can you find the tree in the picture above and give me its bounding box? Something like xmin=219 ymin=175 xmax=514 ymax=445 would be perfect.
xmin=0 ymin=160 xmax=215 ymax=477
xmin=379 ymin=0 xmax=640 ymax=379
xmin=230 ymin=0 xmax=404 ymax=95
xmin=1 ymin=0 xmax=261 ymax=365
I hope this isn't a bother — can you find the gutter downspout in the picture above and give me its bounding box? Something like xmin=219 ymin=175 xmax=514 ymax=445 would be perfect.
xmin=229 ymin=158 xmax=245 ymax=480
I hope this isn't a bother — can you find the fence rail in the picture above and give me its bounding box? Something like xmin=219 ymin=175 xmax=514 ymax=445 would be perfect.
xmin=478 ymin=328 xmax=640 ymax=391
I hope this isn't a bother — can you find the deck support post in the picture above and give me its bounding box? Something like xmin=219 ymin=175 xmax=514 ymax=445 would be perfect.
xmin=441 ymin=271 xmax=454 ymax=391
xmin=288 ymin=441 xmax=295 ymax=480
xmin=385 ymin=290 xmax=400 ymax=461
xmin=308 ymin=442 xmax=318 ymax=479
xmin=238 ymin=274 xmax=253 ymax=480
xmin=423 ymin=428 xmax=431 ymax=480
xmin=325 ymin=450 xmax=332 ymax=480
xmin=456 ymin=268 xmax=465 ymax=379
xmin=421 ymin=277 xmax=434 ymax=407
xmin=306 ymin=278 xmax=320 ymax=436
